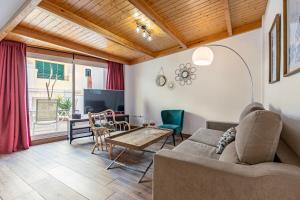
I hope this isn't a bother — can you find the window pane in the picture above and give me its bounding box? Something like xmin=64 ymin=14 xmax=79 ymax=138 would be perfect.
xmin=75 ymin=65 xmax=107 ymax=115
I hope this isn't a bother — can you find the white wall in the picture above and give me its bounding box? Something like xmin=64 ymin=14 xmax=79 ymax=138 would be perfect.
xmin=262 ymin=0 xmax=300 ymax=156
xmin=0 ymin=0 xmax=26 ymax=30
xmin=125 ymin=29 xmax=263 ymax=134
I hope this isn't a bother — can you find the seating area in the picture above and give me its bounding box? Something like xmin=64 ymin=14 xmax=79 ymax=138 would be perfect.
xmin=154 ymin=103 xmax=300 ymax=200
xmin=1 ymin=0 xmax=300 ymax=200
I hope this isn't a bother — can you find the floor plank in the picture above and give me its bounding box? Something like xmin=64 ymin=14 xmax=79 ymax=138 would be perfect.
xmin=0 ymin=136 xmax=182 ymax=200
xmin=0 ymin=165 xmax=34 ymax=200
xmin=13 ymin=191 xmax=45 ymax=200
xmin=47 ymin=166 xmax=114 ymax=200
xmin=30 ymin=176 xmax=88 ymax=200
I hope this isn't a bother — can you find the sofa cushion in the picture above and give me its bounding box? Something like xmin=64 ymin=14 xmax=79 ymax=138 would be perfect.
xmin=276 ymin=139 xmax=300 ymax=167
xmin=239 ymin=102 xmax=264 ymax=122
xmin=173 ymin=140 xmax=220 ymax=159
xmin=236 ymin=110 xmax=282 ymax=164
xmin=219 ymin=142 xmax=240 ymax=163
xmin=188 ymin=128 xmax=223 ymax=147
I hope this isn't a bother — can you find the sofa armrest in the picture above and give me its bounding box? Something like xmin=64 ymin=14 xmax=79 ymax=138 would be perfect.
xmin=153 ymin=149 xmax=300 ymax=200
xmin=206 ymin=120 xmax=238 ymax=131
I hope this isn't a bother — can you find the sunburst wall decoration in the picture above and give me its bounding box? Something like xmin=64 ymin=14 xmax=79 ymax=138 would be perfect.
xmin=175 ymin=63 xmax=197 ymax=86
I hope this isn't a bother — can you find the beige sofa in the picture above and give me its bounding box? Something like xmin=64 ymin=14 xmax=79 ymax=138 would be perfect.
xmin=153 ymin=103 xmax=300 ymax=200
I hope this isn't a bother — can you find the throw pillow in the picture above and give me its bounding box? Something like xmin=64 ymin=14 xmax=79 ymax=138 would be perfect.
xmin=216 ymin=127 xmax=236 ymax=154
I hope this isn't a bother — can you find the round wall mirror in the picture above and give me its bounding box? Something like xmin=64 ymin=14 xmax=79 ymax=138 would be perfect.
xmin=156 ymin=75 xmax=167 ymax=87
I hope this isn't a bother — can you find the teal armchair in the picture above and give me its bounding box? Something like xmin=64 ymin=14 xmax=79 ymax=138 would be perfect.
xmin=158 ymin=110 xmax=184 ymax=146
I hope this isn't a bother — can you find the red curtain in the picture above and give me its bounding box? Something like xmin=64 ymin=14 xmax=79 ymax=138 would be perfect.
xmin=0 ymin=40 xmax=31 ymax=153
xmin=106 ymin=61 xmax=124 ymax=90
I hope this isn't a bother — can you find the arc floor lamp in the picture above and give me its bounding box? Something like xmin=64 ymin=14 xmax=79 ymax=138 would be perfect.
xmin=192 ymin=45 xmax=254 ymax=103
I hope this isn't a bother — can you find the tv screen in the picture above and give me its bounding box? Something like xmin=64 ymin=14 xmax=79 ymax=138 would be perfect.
xmin=84 ymin=89 xmax=124 ymax=114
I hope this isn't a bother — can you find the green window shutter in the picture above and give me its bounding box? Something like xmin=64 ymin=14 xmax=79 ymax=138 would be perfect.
xmin=43 ymin=62 xmax=51 ymax=79
xmin=36 ymin=61 xmax=44 ymax=78
xmin=57 ymin=64 xmax=64 ymax=80
xmin=35 ymin=60 xmax=65 ymax=80
xmin=51 ymin=63 xmax=58 ymax=79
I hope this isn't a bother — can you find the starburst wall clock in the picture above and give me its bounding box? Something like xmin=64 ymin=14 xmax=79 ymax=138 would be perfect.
xmin=175 ymin=63 xmax=197 ymax=86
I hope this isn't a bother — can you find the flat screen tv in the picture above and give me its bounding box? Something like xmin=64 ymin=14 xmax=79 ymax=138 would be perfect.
xmin=84 ymin=89 xmax=124 ymax=114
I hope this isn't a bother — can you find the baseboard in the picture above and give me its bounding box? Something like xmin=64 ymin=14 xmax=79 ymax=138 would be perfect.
xmin=182 ymin=133 xmax=191 ymax=138
xmin=31 ymin=132 xmax=68 ymax=146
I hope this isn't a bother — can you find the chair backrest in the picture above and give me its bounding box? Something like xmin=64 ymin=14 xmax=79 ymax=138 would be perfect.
xmin=161 ymin=110 xmax=184 ymax=127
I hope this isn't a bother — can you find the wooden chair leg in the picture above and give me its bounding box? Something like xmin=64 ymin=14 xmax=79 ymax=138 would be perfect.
xmin=92 ymin=131 xmax=99 ymax=153
xmin=99 ymin=135 xmax=104 ymax=151
xmin=105 ymin=133 xmax=108 ymax=151
xmin=91 ymin=143 xmax=98 ymax=154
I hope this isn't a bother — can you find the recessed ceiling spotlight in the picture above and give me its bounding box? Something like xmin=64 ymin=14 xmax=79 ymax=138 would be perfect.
xmin=142 ymin=31 xmax=147 ymax=38
xmin=147 ymin=35 xmax=152 ymax=41
xmin=136 ymin=26 xmax=141 ymax=33
xmin=133 ymin=12 xmax=139 ymax=18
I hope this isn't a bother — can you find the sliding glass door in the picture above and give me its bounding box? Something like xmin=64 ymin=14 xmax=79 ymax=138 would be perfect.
xmin=27 ymin=56 xmax=107 ymax=136
xmin=74 ymin=64 xmax=107 ymax=116
xmin=27 ymin=57 xmax=73 ymax=136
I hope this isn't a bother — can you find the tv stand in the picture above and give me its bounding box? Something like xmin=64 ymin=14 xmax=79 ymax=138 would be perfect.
xmin=68 ymin=114 xmax=129 ymax=144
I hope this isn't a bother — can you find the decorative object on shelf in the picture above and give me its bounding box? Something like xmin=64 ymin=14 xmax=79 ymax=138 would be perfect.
xmin=136 ymin=21 xmax=152 ymax=41
xmin=175 ymin=63 xmax=197 ymax=86
xmin=269 ymin=14 xmax=281 ymax=84
xmin=156 ymin=67 xmax=167 ymax=87
xmin=167 ymin=81 xmax=175 ymax=89
xmin=283 ymin=0 xmax=300 ymax=76
xmin=192 ymin=44 xmax=254 ymax=103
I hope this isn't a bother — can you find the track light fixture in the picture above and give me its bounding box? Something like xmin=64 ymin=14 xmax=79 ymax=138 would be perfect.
xmin=136 ymin=22 xmax=152 ymax=41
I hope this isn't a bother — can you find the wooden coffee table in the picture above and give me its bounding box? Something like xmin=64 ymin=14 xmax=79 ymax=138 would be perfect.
xmin=105 ymin=127 xmax=172 ymax=183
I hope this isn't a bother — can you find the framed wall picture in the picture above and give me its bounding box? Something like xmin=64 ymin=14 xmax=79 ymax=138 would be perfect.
xmin=283 ymin=0 xmax=300 ymax=76
xmin=269 ymin=14 xmax=281 ymax=83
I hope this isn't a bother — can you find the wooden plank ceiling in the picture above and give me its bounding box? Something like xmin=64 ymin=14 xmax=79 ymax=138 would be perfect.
xmin=5 ymin=0 xmax=268 ymax=64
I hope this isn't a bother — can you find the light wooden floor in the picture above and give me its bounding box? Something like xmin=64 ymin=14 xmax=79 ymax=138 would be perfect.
xmin=0 ymin=136 xmax=181 ymax=200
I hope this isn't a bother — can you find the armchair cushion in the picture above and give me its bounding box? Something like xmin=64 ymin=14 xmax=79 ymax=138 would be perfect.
xmin=159 ymin=124 xmax=181 ymax=134
xmin=236 ymin=110 xmax=282 ymax=164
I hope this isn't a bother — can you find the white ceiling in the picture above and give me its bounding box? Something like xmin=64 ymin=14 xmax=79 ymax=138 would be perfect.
xmin=0 ymin=0 xmax=26 ymax=30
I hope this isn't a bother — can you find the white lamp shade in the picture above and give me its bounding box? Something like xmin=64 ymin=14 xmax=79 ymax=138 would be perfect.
xmin=192 ymin=47 xmax=214 ymax=66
